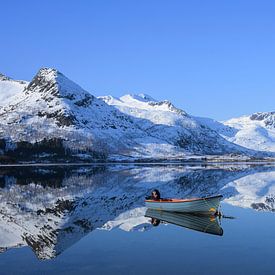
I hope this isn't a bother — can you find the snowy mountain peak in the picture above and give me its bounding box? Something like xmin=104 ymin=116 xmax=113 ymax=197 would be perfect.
xmin=26 ymin=67 xmax=60 ymax=94
xmin=35 ymin=67 xmax=58 ymax=80
xmin=26 ymin=68 xmax=91 ymax=100
xmin=0 ymin=73 xmax=28 ymax=107
xmin=137 ymin=93 xmax=157 ymax=102
xmin=98 ymin=95 xmax=121 ymax=104
xmin=0 ymin=68 xmax=101 ymax=130
xmin=0 ymin=73 xmax=11 ymax=81
xmin=0 ymin=72 xmax=27 ymax=85
xmin=148 ymin=100 xmax=188 ymax=116
xmin=0 ymin=68 xmax=144 ymax=149
xmin=120 ymin=93 xmax=157 ymax=103
xmin=115 ymin=94 xmax=187 ymax=116
xmin=198 ymin=111 xmax=275 ymax=153
xmin=250 ymin=111 xmax=275 ymax=128
xmin=250 ymin=111 xmax=275 ymax=120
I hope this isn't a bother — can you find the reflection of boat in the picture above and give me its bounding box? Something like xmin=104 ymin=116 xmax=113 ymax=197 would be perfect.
xmin=145 ymin=209 xmax=223 ymax=236
xmin=145 ymin=195 xmax=222 ymax=214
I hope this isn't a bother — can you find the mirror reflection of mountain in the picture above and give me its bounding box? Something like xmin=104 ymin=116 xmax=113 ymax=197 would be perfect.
xmin=0 ymin=164 xmax=275 ymax=260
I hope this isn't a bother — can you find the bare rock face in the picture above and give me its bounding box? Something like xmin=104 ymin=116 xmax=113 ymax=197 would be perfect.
xmin=26 ymin=68 xmax=94 ymax=104
xmin=23 ymin=68 xmax=95 ymax=127
xmin=148 ymin=100 xmax=188 ymax=116
xmin=251 ymin=196 xmax=275 ymax=212
xmin=250 ymin=112 xmax=275 ymax=128
xmin=0 ymin=73 xmax=11 ymax=81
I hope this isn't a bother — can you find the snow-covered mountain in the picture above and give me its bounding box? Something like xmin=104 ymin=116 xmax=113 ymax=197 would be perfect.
xmin=196 ymin=112 xmax=275 ymax=153
xmin=0 ymin=68 xmax=259 ymax=163
xmin=0 ymin=73 xmax=28 ymax=107
xmin=0 ymin=69 xmax=140 ymax=139
xmin=1 ymin=68 xmax=181 ymax=161
xmin=99 ymin=93 xmax=257 ymax=158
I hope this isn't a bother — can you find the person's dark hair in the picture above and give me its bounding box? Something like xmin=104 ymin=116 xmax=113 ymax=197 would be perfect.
xmin=151 ymin=218 xmax=161 ymax=227
xmin=152 ymin=189 xmax=160 ymax=199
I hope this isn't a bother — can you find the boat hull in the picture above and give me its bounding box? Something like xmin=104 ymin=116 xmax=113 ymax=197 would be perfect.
xmin=145 ymin=209 xmax=223 ymax=236
xmin=145 ymin=195 xmax=222 ymax=213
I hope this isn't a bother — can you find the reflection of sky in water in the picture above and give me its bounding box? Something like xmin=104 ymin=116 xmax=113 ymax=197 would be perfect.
xmin=1 ymin=165 xmax=275 ymax=274
xmin=1 ymin=204 xmax=275 ymax=275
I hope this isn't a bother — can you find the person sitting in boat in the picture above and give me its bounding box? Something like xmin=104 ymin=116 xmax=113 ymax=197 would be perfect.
xmin=145 ymin=189 xmax=161 ymax=200
xmin=149 ymin=189 xmax=161 ymax=200
xmin=151 ymin=189 xmax=161 ymax=200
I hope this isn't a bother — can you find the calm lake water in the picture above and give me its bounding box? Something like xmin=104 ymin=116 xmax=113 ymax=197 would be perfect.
xmin=0 ymin=163 xmax=275 ymax=275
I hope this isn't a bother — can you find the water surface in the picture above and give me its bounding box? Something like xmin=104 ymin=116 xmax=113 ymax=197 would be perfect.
xmin=0 ymin=164 xmax=275 ymax=274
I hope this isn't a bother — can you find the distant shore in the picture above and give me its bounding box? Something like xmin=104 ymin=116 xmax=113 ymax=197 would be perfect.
xmin=0 ymin=160 xmax=275 ymax=167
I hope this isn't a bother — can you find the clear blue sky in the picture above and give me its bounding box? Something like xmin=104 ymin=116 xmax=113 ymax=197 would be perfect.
xmin=1 ymin=0 xmax=274 ymax=120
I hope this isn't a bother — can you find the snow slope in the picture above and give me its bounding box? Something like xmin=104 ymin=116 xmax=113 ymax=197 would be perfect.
xmin=0 ymin=73 xmax=28 ymax=107
xmin=100 ymin=93 xmax=254 ymax=157
xmin=196 ymin=113 xmax=275 ymax=153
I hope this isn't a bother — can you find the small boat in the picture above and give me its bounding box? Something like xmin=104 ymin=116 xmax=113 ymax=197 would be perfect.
xmin=145 ymin=209 xmax=223 ymax=236
xmin=145 ymin=195 xmax=223 ymax=214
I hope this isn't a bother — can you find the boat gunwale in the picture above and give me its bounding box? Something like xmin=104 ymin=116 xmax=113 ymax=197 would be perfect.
xmin=145 ymin=195 xmax=223 ymax=203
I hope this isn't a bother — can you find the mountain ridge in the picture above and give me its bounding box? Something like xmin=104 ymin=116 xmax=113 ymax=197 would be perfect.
xmin=0 ymin=67 xmax=273 ymax=162
xmin=0 ymin=72 xmax=28 ymax=107
xmin=197 ymin=112 xmax=275 ymax=153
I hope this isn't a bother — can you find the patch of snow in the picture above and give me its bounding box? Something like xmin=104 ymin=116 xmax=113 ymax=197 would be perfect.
xmin=0 ymin=73 xmax=28 ymax=107
xmin=198 ymin=113 xmax=275 ymax=153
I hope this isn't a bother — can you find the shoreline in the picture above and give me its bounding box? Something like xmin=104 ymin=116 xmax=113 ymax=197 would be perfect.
xmin=1 ymin=160 xmax=275 ymax=167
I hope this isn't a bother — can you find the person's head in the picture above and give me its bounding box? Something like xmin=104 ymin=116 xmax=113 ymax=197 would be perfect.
xmin=151 ymin=189 xmax=160 ymax=200
xmin=151 ymin=218 xmax=160 ymax=227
